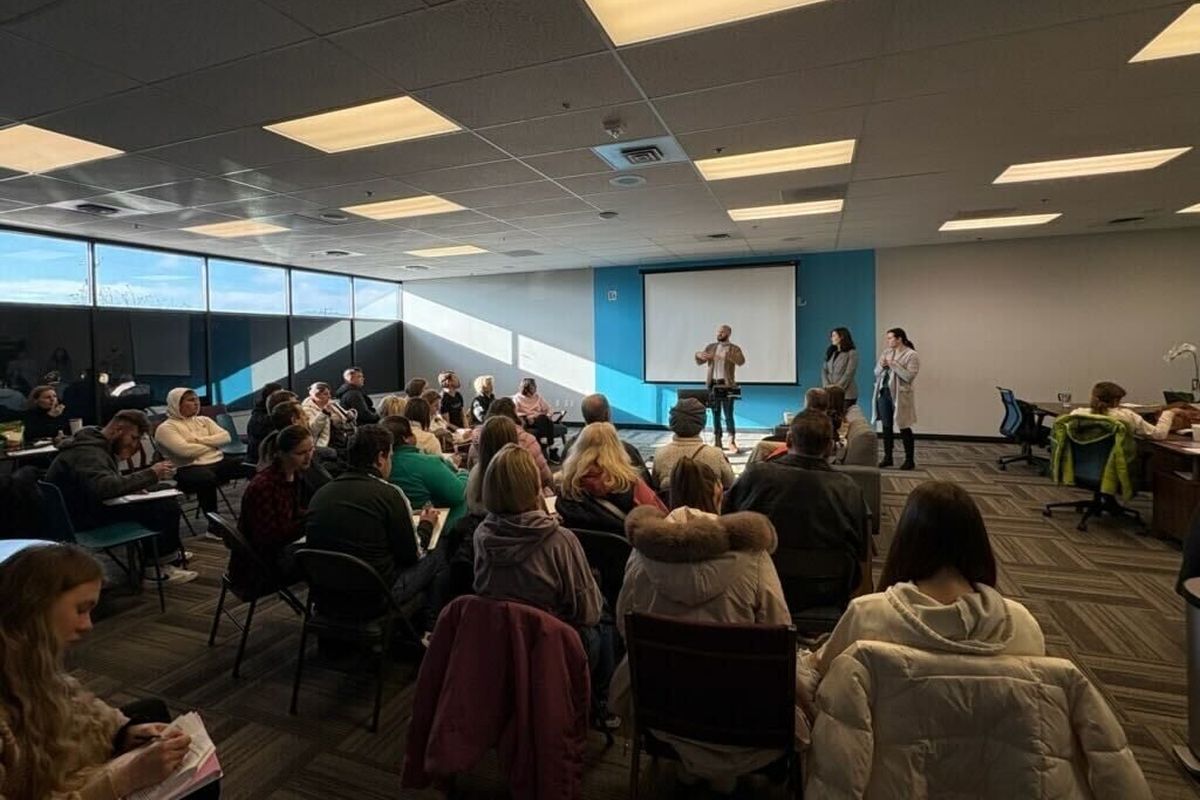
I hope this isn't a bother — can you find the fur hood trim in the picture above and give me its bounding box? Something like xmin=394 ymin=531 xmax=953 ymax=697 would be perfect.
xmin=625 ymin=505 xmax=776 ymax=563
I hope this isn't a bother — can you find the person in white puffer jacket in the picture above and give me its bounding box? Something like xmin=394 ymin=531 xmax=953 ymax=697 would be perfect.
xmin=153 ymin=387 xmax=240 ymax=517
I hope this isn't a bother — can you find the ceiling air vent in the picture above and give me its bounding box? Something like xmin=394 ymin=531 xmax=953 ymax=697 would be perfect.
xmin=592 ymin=136 xmax=690 ymax=171
xmin=620 ymin=146 xmax=663 ymax=165
xmin=706 ymin=233 xmax=732 ymax=240
xmin=74 ymin=203 xmax=121 ymax=216
xmin=502 ymin=249 xmax=543 ymax=257
xmin=1108 ymin=216 xmax=1145 ymax=225
xmin=307 ymin=249 xmax=362 ymax=258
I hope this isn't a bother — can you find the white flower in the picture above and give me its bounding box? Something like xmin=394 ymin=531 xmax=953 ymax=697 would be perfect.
xmin=1165 ymin=343 xmax=1198 ymax=363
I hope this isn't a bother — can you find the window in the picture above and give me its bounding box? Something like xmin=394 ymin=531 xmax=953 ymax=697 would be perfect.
xmin=0 ymin=229 xmax=90 ymax=306
xmin=209 ymin=315 xmax=289 ymax=410
xmin=0 ymin=306 xmax=96 ymax=422
xmin=290 ymin=270 xmax=351 ymax=317
xmin=291 ymin=317 xmax=351 ymax=393
xmin=93 ymin=310 xmax=208 ymax=410
xmin=208 ymin=259 xmax=288 ymax=315
xmin=353 ymin=277 xmax=401 ymax=320
xmin=95 ymin=244 xmax=205 ymax=310
xmin=353 ymin=320 xmax=401 ymax=393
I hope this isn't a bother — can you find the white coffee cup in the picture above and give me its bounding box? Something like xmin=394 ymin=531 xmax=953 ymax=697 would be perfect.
xmin=69 ymin=418 xmax=83 ymax=433
xmin=783 ymin=411 xmax=795 ymax=424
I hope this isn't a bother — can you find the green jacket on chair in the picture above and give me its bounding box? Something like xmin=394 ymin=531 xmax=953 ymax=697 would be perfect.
xmin=1049 ymin=413 xmax=1136 ymax=500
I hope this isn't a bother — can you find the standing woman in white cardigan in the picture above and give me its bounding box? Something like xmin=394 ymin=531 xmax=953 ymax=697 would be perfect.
xmin=872 ymin=327 xmax=919 ymax=470
xmin=821 ymin=327 xmax=860 ymax=407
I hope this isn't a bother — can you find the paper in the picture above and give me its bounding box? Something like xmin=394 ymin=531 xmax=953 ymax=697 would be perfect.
xmin=103 ymin=488 xmax=183 ymax=506
xmin=413 ymin=508 xmax=449 ymax=551
xmin=127 ymin=712 xmax=222 ymax=800
xmin=3 ymin=444 xmax=56 ymax=457
xmin=544 ymin=495 xmax=558 ymax=515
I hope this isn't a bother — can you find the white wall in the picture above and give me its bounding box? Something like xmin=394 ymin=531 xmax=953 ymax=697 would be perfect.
xmin=402 ymin=269 xmax=595 ymax=422
xmin=877 ymin=228 xmax=1200 ymax=436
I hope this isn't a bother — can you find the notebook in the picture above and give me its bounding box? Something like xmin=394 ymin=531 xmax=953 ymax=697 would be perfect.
xmin=127 ymin=712 xmax=221 ymax=800
xmin=412 ymin=507 xmax=450 ymax=551
xmin=103 ymin=488 xmax=184 ymax=506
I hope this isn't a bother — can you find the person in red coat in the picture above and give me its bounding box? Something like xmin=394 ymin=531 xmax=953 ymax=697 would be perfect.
xmin=234 ymin=424 xmax=314 ymax=587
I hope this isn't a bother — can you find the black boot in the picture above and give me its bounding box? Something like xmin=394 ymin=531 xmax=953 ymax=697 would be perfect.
xmin=878 ymin=425 xmax=894 ymax=468
xmin=900 ymin=428 xmax=915 ymax=470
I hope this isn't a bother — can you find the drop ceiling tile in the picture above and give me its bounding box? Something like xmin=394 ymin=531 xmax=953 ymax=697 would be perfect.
xmin=45 ymin=156 xmax=203 ymax=193
xmin=131 ymin=178 xmax=273 ymax=207
xmin=515 ymin=210 xmax=608 ymax=230
xmin=286 ymin=178 xmax=422 ymax=208
xmin=618 ymin=0 xmax=887 ymax=96
xmin=415 ymin=53 xmax=641 ymax=128
xmin=0 ymin=199 xmax=30 ymax=213
xmin=480 ymin=102 xmax=665 ymax=157
xmin=402 ymin=210 xmax=499 ymax=232
xmin=704 ymin=168 xmax=853 ymax=205
xmin=0 ymin=175 xmax=104 ymax=204
xmin=227 ymin=153 xmax=387 ymax=193
xmin=675 ymin=106 xmax=866 ymax=160
xmin=0 ymin=205 xmax=94 ymax=229
xmin=487 ymin=197 xmax=595 ymax=221
xmin=351 ymin=134 xmax=508 ymax=176
xmin=330 ymin=0 xmax=606 ymax=89
xmin=65 ymin=218 xmax=171 ymax=238
xmin=143 ymin=128 xmax=317 ymax=175
xmin=521 ymin=149 xmax=612 ymax=178
xmin=442 ymin=180 xmax=574 ymax=209
xmin=200 ymin=195 xmax=323 ymax=218
xmin=260 ymin=0 xmax=424 ymax=34
xmin=9 ymin=0 xmax=313 ymax=83
xmin=34 ymin=87 xmax=244 ymax=151
xmin=401 ymin=160 xmax=543 ymax=193
xmin=157 ymin=40 xmax=398 ymax=129
xmin=0 ymin=33 xmax=136 ymax=120
xmin=558 ymin=162 xmax=700 ymax=195
xmin=109 ymin=208 xmax=238 ymax=230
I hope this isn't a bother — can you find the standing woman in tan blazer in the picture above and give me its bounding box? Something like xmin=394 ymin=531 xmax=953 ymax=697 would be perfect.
xmin=695 ymin=324 xmax=745 ymax=454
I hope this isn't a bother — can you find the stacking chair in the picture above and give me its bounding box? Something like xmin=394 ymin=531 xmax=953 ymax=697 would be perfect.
xmin=996 ymin=387 xmax=1050 ymax=471
xmin=205 ymin=513 xmax=305 ymax=679
xmin=214 ymin=412 xmax=247 ymax=458
xmin=625 ymin=612 xmax=799 ymax=798
xmin=289 ymin=548 xmax=418 ymax=732
xmin=1045 ymin=416 xmax=1141 ymax=532
xmin=775 ymin=546 xmax=861 ymax=635
xmin=37 ymin=481 xmax=166 ymax=611
xmin=571 ymin=527 xmax=632 ymax=618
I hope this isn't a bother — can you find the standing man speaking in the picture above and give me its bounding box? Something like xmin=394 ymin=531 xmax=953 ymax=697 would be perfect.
xmin=695 ymin=324 xmax=745 ymax=454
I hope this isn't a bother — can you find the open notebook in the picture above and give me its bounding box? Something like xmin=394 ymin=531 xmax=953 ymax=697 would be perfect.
xmin=412 ymin=508 xmax=450 ymax=551
xmin=127 ymin=712 xmax=221 ymax=800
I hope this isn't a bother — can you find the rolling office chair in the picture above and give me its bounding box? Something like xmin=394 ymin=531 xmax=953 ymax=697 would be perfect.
xmin=1044 ymin=415 xmax=1141 ymax=532
xmin=996 ymin=387 xmax=1050 ymax=472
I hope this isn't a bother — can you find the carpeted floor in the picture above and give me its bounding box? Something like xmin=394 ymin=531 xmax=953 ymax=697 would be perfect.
xmin=67 ymin=437 xmax=1199 ymax=799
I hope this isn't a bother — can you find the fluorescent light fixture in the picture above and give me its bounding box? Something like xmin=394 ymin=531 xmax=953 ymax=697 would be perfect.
xmin=1180 ymin=202 xmax=1200 ymax=213
xmin=939 ymin=213 xmax=1061 ymax=231
xmin=583 ymin=0 xmax=830 ymax=46
xmin=695 ymin=139 xmax=856 ymax=181
xmin=263 ymin=96 xmax=460 ymax=153
xmin=183 ymin=219 xmax=288 ymax=238
xmin=727 ymin=199 xmax=843 ymax=221
xmin=994 ymin=147 xmax=1191 ymax=183
xmin=1130 ymin=4 xmax=1200 ymax=62
xmin=341 ymin=195 xmax=466 ymax=220
xmin=0 ymin=124 xmax=123 ymax=173
xmin=405 ymin=245 xmax=489 ymax=258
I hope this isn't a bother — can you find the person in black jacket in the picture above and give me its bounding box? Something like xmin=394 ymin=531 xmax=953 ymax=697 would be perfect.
xmin=334 ymin=367 xmax=379 ymax=424
xmin=245 ymin=382 xmax=283 ymax=466
xmin=723 ymin=410 xmax=868 ymax=610
xmin=22 ymin=385 xmax=71 ymax=444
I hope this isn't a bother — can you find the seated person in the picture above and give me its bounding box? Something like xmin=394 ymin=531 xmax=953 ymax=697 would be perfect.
xmin=267 ymin=400 xmax=331 ymax=502
xmin=381 ymin=415 xmax=469 ymax=532
xmin=421 ymin=388 xmax=454 ymax=434
xmin=467 ymin=398 xmax=554 ymax=487
xmin=379 ymin=394 xmax=408 ymax=418
xmin=302 ymin=381 xmax=353 ymax=455
xmin=438 ymin=371 xmax=466 ymax=428
xmin=403 ymin=397 xmax=447 ymax=457
xmin=153 ymin=388 xmax=240 ymax=517
xmin=826 ymin=385 xmax=876 ymax=467
xmin=563 ymin=393 xmax=653 ymax=485
xmin=652 ymin=397 xmax=733 ymax=490
xmin=1070 ymin=381 xmax=1176 ymax=439
xmin=23 ymin=385 xmax=70 ymax=444
xmin=334 ymin=367 xmax=379 ymax=424
xmin=404 ymin=377 xmax=428 ymax=399
xmin=0 ymin=545 xmax=218 ymax=799
xmin=470 ymin=374 xmax=495 ymax=424
xmin=512 ymin=378 xmax=566 ymax=443
xmin=761 ymin=388 xmax=837 ymax=464
xmin=236 ymin=425 xmax=314 ymax=586
xmin=304 ymin=425 xmax=449 ymax=631
xmin=473 ymin=443 xmax=613 ymax=724
xmin=46 ymin=410 xmax=195 ymax=584
xmin=244 ymin=382 xmax=283 ymax=466
xmin=466 ymin=416 xmax=519 ymax=516
xmin=557 ymin=422 xmax=666 ymax=534
xmin=611 ymin=459 xmax=789 ymax=793
xmin=723 ymin=412 xmax=868 ymax=610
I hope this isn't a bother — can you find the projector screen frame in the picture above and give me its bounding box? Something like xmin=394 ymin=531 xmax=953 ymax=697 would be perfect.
xmin=640 ymin=261 xmax=799 ymax=386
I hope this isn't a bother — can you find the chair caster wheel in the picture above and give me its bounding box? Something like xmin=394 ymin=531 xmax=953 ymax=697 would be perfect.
xmin=998 ymin=463 xmax=1006 ymax=471
xmin=1042 ymin=509 xmax=1052 ymax=517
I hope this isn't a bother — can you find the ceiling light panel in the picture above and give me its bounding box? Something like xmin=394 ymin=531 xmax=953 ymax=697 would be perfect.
xmin=1179 ymin=202 xmax=1200 ymax=213
xmin=341 ymin=195 xmax=466 ymax=220
xmin=183 ymin=219 xmax=288 ymax=238
xmin=263 ymin=96 xmax=460 ymax=153
xmin=939 ymin=213 xmax=1061 ymax=231
xmin=727 ymin=198 xmax=843 ymax=220
xmin=405 ymin=245 xmax=489 ymax=257
xmin=583 ymin=0 xmax=830 ymax=46
xmin=0 ymin=124 xmax=123 ymax=173
xmin=1130 ymin=4 xmax=1200 ymax=62
xmin=994 ymin=147 xmax=1191 ymax=183
xmin=695 ymin=139 xmax=855 ymax=181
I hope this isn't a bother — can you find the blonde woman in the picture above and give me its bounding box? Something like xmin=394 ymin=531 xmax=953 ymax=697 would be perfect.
xmin=378 ymin=394 xmax=409 ymax=419
xmin=0 ymin=544 xmax=218 ymax=799
xmin=558 ymin=422 xmax=665 ymax=534
xmin=470 ymin=375 xmax=495 ymax=424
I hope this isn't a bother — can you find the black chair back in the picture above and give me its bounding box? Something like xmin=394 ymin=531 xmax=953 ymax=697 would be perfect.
xmin=570 ymin=527 xmax=632 ymax=614
xmin=772 ymin=546 xmax=858 ymax=616
xmin=625 ymin=612 xmax=795 ymax=748
xmin=206 ymin=512 xmax=302 ymax=609
xmin=997 ymin=387 xmax=1022 ymax=438
xmin=1166 ymin=390 xmax=1196 ymax=404
xmin=292 ymin=548 xmax=396 ymax=618
xmin=35 ymin=481 xmax=78 ymax=543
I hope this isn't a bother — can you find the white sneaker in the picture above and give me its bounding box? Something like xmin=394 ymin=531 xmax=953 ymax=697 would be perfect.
xmin=153 ymin=565 xmax=198 ymax=585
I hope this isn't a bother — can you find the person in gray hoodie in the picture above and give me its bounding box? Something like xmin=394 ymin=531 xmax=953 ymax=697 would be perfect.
xmin=473 ymin=443 xmax=611 ymax=722
xmin=45 ymin=410 xmax=195 ymax=583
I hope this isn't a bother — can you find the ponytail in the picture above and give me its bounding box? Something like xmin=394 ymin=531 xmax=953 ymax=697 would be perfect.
xmin=887 ymin=327 xmax=915 ymax=350
xmin=257 ymin=424 xmax=311 ymax=470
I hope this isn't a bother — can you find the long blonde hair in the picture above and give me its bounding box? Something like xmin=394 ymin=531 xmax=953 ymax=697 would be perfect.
xmin=483 ymin=443 xmax=542 ymax=514
xmin=379 ymin=394 xmax=408 ymax=417
xmin=560 ymin=422 xmax=638 ymax=499
xmin=0 ymin=545 xmax=104 ymax=799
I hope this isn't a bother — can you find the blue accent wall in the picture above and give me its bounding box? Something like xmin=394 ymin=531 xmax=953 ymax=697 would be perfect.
xmin=593 ymin=251 xmax=875 ymax=429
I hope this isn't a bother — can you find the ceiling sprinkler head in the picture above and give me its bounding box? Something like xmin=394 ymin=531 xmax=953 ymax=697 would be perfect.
xmin=603 ymin=117 xmax=624 ymax=140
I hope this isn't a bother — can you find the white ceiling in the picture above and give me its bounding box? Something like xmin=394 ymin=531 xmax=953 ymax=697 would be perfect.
xmin=1 ymin=0 xmax=1199 ymax=281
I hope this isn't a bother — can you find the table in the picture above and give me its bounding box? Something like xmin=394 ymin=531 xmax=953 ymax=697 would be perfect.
xmin=0 ymin=538 xmax=54 ymax=563
xmin=0 ymin=443 xmax=57 ymax=460
xmin=1029 ymin=401 xmax=1163 ymax=419
xmin=1144 ymin=436 xmax=1200 ymax=541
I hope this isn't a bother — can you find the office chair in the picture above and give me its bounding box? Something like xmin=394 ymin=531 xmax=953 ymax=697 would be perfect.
xmin=1044 ymin=416 xmax=1141 ymax=532
xmin=996 ymin=387 xmax=1050 ymax=472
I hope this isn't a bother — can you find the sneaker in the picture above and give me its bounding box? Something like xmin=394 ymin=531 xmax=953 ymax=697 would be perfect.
xmin=420 ymin=631 xmax=433 ymax=649
xmin=150 ymin=565 xmax=198 ymax=585
xmin=200 ymin=531 xmax=223 ymax=542
xmin=899 ymin=460 xmax=916 ymax=471
xmin=724 ymin=442 xmax=740 ymax=455
xmin=158 ymin=551 xmax=193 ymax=566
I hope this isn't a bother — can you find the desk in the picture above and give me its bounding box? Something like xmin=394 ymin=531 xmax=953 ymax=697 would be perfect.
xmin=1030 ymin=401 xmax=1163 ymax=419
xmin=0 ymin=539 xmax=54 ymax=563
xmin=1144 ymin=436 xmax=1200 ymax=541
xmin=0 ymin=443 xmax=57 ymax=460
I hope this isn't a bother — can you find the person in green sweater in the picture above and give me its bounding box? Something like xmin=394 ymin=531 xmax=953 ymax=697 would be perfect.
xmin=381 ymin=415 xmax=469 ymax=531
